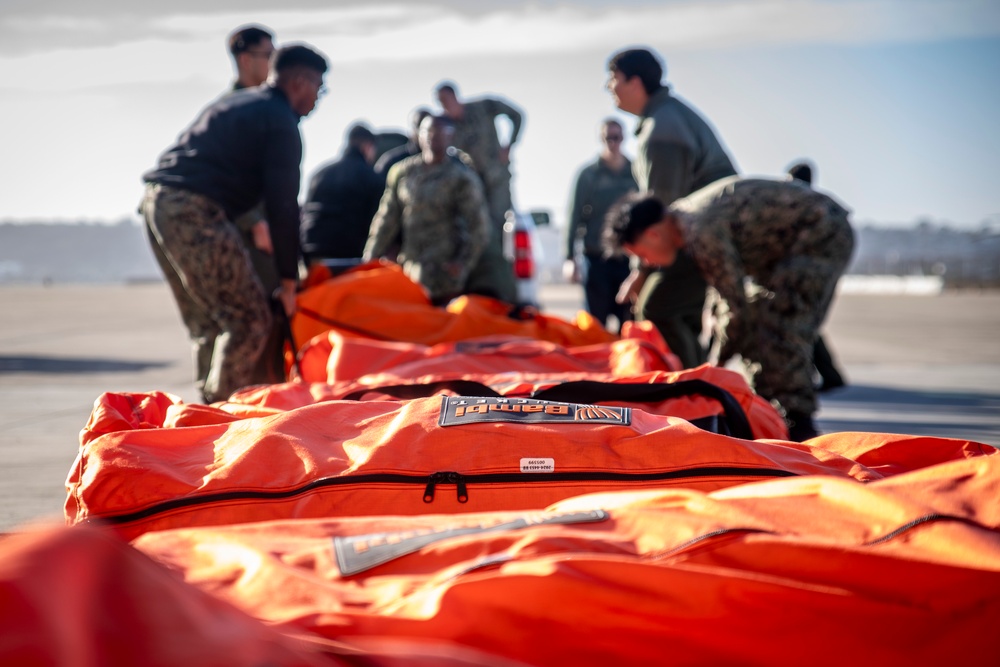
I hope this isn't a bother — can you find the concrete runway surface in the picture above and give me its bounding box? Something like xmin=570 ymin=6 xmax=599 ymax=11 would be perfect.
xmin=2 ymin=282 xmax=998 ymax=532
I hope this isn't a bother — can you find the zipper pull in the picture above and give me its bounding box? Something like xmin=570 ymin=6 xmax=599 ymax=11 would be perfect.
xmin=450 ymin=471 xmax=469 ymax=504
xmin=423 ymin=472 xmax=469 ymax=504
xmin=423 ymin=472 xmax=445 ymax=503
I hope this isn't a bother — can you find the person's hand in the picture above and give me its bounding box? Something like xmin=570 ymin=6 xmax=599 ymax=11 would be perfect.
xmin=251 ymin=220 xmax=273 ymax=254
xmin=717 ymin=316 xmax=746 ymax=365
xmin=562 ymin=258 xmax=580 ymax=284
xmin=277 ymin=279 xmax=297 ymax=317
xmin=616 ymin=268 xmax=645 ymax=305
xmin=499 ymin=145 xmax=511 ymax=165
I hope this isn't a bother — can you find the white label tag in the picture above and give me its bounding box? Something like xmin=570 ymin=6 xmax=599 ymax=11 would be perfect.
xmin=520 ymin=457 xmax=555 ymax=473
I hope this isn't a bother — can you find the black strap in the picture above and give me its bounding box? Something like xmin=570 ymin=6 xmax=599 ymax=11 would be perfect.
xmin=340 ymin=378 xmax=754 ymax=440
xmin=341 ymin=380 xmax=502 ymax=402
xmin=529 ymin=380 xmax=755 ymax=440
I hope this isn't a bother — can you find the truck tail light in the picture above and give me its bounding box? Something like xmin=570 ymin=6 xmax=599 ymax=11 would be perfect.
xmin=513 ymin=228 xmax=534 ymax=279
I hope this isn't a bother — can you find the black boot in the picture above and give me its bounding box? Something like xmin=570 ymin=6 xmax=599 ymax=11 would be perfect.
xmin=786 ymin=411 xmax=819 ymax=442
xmin=814 ymin=336 xmax=846 ymax=393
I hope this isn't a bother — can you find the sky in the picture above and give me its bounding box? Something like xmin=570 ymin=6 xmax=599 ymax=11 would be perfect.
xmin=1 ymin=0 xmax=999 ymax=229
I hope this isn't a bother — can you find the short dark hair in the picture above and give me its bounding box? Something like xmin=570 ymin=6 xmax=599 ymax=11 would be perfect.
xmin=422 ymin=113 xmax=455 ymax=130
xmin=787 ymin=160 xmax=814 ymax=185
xmin=273 ymin=43 xmax=328 ymax=76
xmin=608 ymin=48 xmax=664 ymax=95
xmin=603 ymin=192 xmax=667 ymax=255
xmin=228 ymin=25 xmax=273 ymax=57
xmin=410 ymin=106 xmax=433 ymax=134
xmin=435 ymin=81 xmax=458 ymax=96
xmin=346 ymin=123 xmax=376 ymax=147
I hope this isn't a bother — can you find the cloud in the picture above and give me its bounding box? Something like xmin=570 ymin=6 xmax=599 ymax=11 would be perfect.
xmin=0 ymin=0 xmax=1000 ymax=60
xmin=2 ymin=0 xmax=998 ymax=91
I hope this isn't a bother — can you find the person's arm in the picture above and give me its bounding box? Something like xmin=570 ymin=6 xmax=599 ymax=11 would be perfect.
xmin=489 ymin=98 xmax=523 ymax=165
xmin=645 ymin=139 xmax=695 ymax=205
xmin=616 ymin=266 xmax=647 ymax=306
xmin=565 ymin=166 xmax=591 ymax=259
xmin=363 ymin=164 xmax=403 ymax=262
xmin=361 ymin=164 xmax=388 ymax=223
xmin=491 ymin=98 xmax=523 ymax=146
xmin=261 ymin=115 xmax=304 ymax=315
xmin=232 ymin=204 xmax=273 ymax=254
xmin=563 ymin=166 xmax=593 ymax=283
xmin=687 ymin=219 xmax=746 ymax=364
xmin=451 ymin=173 xmax=490 ymax=275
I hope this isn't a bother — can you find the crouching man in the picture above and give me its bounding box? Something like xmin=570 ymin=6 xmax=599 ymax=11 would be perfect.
xmin=603 ymin=177 xmax=854 ymax=441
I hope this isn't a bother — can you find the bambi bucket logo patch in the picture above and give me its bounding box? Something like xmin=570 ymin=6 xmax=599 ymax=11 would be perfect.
xmin=438 ymin=396 xmax=631 ymax=426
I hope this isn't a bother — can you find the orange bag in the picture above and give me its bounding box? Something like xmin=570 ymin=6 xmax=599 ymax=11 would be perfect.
xmin=294 ymin=331 xmax=681 ymax=384
xmin=68 ymin=391 xmax=881 ymax=540
xmin=0 ymin=524 xmax=330 ymax=667
xmin=224 ymin=369 xmax=785 ymax=440
xmin=291 ymin=262 xmax=616 ymax=352
xmin=131 ymin=455 xmax=1000 ymax=667
xmin=0 ymin=524 xmax=524 ymax=666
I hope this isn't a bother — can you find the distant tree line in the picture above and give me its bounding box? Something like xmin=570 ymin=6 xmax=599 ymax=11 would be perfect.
xmin=1 ymin=218 xmax=998 ymax=288
xmin=849 ymin=223 xmax=1000 ymax=289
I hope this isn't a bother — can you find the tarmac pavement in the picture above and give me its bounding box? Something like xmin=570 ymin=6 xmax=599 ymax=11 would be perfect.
xmin=2 ymin=281 xmax=998 ymax=532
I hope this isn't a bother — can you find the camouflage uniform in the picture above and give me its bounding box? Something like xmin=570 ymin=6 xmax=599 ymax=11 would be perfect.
xmin=364 ymin=154 xmax=489 ymax=304
xmin=448 ymin=98 xmax=522 ymax=303
xmin=144 ymin=82 xmax=284 ymax=390
xmin=672 ymin=177 xmax=855 ymax=417
xmin=142 ymin=183 xmax=272 ymax=402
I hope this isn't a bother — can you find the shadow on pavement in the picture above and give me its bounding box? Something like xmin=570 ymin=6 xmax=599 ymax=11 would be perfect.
xmin=822 ymin=384 xmax=1000 ymax=408
xmin=0 ymin=355 xmax=172 ymax=374
xmin=818 ymin=383 xmax=1000 ymax=444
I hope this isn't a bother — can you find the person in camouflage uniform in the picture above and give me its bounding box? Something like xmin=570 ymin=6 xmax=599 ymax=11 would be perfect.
xmin=142 ymin=44 xmax=328 ymax=403
xmin=436 ymin=81 xmax=521 ymax=303
xmin=604 ymin=177 xmax=855 ymax=441
xmin=363 ymin=114 xmax=489 ymax=306
xmin=144 ymin=25 xmax=285 ymax=393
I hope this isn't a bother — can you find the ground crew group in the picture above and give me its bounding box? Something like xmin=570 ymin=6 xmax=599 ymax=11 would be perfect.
xmin=140 ymin=24 xmax=853 ymax=442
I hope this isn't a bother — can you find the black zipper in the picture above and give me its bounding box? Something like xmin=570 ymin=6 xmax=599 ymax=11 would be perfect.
xmin=92 ymin=467 xmax=798 ymax=526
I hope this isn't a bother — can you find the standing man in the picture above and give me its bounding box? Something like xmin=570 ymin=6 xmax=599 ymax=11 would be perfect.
xmin=363 ymin=114 xmax=489 ymax=306
xmin=300 ymin=122 xmax=384 ymax=267
xmin=228 ymin=24 xmax=275 ymax=91
xmin=564 ymin=118 xmax=637 ymax=332
xmin=436 ymin=81 xmax=522 ymax=303
xmin=603 ymin=178 xmax=855 ymax=441
xmin=606 ymin=47 xmax=738 ymax=367
xmin=787 ymin=159 xmax=848 ymax=393
xmin=226 ymin=24 xmax=280 ymax=281
xmin=141 ymin=44 xmax=328 ymax=403
xmin=224 ymin=24 xmax=285 ymax=383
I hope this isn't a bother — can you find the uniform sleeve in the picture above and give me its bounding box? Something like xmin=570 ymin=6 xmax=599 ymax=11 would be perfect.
xmin=686 ymin=216 xmax=748 ymax=363
xmin=454 ymin=173 xmax=490 ymax=268
xmin=261 ymin=117 xmax=304 ymax=280
xmin=565 ymin=166 xmax=591 ymax=259
xmin=489 ymin=98 xmax=523 ymax=145
xmin=645 ymin=139 xmax=695 ymax=206
xmin=363 ymin=164 xmax=403 ymax=261
xmin=362 ymin=167 xmax=387 ymax=223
